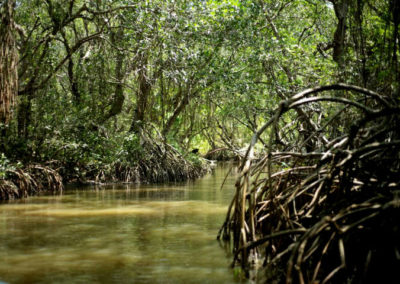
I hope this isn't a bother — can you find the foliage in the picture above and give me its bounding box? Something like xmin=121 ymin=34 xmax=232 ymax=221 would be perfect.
xmin=0 ymin=153 xmax=15 ymax=179
xmin=0 ymin=0 xmax=399 ymax=281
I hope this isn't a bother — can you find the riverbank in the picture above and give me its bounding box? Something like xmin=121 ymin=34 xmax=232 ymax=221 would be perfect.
xmin=0 ymin=139 xmax=211 ymax=200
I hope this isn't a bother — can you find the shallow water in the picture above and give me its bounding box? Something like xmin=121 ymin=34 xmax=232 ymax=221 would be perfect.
xmin=0 ymin=164 xmax=243 ymax=284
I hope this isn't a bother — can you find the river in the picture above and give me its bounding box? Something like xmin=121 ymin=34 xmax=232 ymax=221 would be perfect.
xmin=0 ymin=163 xmax=245 ymax=283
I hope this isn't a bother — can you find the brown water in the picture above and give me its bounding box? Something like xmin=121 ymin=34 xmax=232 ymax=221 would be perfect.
xmin=0 ymin=164 xmax=243 ymax=284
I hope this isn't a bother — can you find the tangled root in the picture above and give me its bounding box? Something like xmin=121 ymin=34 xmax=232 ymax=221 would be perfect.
xmin=0 ymin=165 xmax=63 ymax=200
xmin=219 ymin=84 xmax=400 ymax=283
xmin=114 ymin=132 xmax=210 ymax=183
xmin=78 ymin=128 xmax=210 ymax=184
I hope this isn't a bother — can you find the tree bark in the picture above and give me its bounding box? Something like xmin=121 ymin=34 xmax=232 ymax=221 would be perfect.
xmin=391 ymin=0 xmax=400 ymax=76
xmin=162 ymin=89 xmax=190 ymax=137
xmin=61 ymin=29 xmax=81 ymax=103
xmin=130 ymin=59 xmax=151 ymax=133
xmin=0 ymin=0 xmax=18 ymax=125
xmin=102 ymin=27 xmax=125 ymax=122
xmin=17 ymin=94 xmax=32 ymax=138
xmin=330 ymin=0 xmax=349 ymax=65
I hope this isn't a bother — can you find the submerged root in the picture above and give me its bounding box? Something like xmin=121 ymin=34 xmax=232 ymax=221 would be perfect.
xmin=77 ymin=128 xmax=210 ymax=184
xmin=0 ymin=165 xmax=63 ymax=201
xmin=204 ymin=147 xmax=244 ymax=161
xmin=219 ymin=84 xmax=400 ymax=283
xmin=128 ymin=135 xmax=209 ymax=183
xmin=0 ymin=179 xmax=19 ymax=200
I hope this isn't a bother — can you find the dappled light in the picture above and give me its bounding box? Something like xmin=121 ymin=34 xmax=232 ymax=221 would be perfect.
xmin=0 ymin=165 xmax=240 ymax=283
xmin=1 ymin=0 xmax=399 ymax=282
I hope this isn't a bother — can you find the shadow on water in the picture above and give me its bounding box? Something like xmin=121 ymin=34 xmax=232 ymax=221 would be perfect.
xmin=0 ymin=163 xmax=249 ymax=284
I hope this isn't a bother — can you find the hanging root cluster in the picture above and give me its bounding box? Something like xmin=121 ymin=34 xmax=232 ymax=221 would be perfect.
xmin=218 ymin=84 xmax=400 ymax=283
xmin=115 ymin=136 xmax=209 ymax=183
xmin=86 ymin=128 xmax=210 ymax=184
xmin=0 ymin=165 xmax=63 ymax=200
xmin=204 ymin=147 xmax=244 ymax=161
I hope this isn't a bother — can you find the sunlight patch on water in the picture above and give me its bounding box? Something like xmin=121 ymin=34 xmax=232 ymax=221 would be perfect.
xmin=0 ymin=164 xmax=240 ymax=283
xmin=144 ymin=200 xmax=228 ymax=215
xmin=6 ymin=200 xmax=228 ymax=218
xmin=22 ymin=206 xmax=158 ymax=217
xmin=0 ymin=203 xmax=53 ymax=211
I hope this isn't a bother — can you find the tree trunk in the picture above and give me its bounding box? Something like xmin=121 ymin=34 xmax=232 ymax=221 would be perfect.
xmin=67 ymin=56 xmax=81 ymax=103
xmin=162 ymin=90 xmax=190 ymax=137
xmin=331 ymin=0 xmax=349 ymax=65
xmin=17 ymin=94 xmax=32 ymax=138
xmin=391 ymin=0 xmax=400 ymax=77
xmin=130 ymin=60 xmax=151 ymax=133
xmin=0 ymin=0 xmax=18 ymax=125
xmin=102 ymin=27 xmax=125 ymax=123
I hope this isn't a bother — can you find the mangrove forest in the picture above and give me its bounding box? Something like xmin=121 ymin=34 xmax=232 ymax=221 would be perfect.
xmin=1 ymin=0 xmax=399 ymax=283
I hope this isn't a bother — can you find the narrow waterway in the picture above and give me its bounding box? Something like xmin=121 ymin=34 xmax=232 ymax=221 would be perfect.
xmin=0 ymin=163 xmax=242 ymax=284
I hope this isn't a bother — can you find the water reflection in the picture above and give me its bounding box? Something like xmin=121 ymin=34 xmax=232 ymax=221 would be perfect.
xmin=0 ymin=163 xmax=245 ymax=283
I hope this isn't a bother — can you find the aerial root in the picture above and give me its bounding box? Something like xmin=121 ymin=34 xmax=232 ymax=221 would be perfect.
xmin=0 ymin=164 xmax=63 ymax=200
xmin=219 ymin=84 xmax=400 ymax=283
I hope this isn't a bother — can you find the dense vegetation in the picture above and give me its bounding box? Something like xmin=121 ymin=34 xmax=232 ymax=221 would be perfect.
xmin=1 ymin=0 xmax=400 ymax=282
